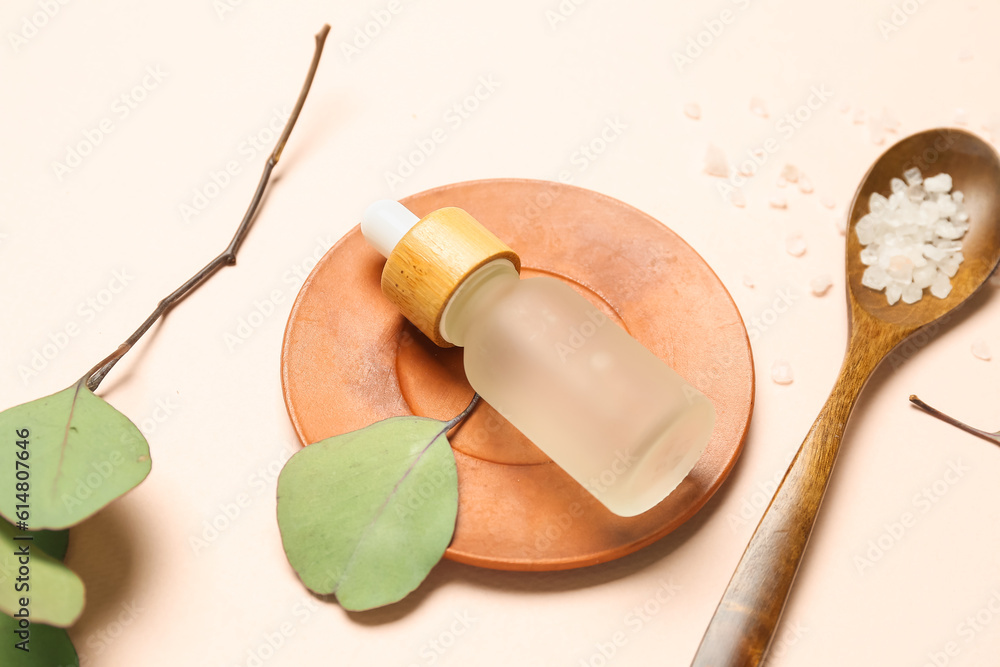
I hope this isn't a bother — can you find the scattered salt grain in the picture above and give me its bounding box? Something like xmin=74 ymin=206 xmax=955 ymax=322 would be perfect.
xmin=880 ymin=109 xmax=901 ymax=133
xmin=771 ymin=360 xmax=794 ymax=385
xmin=857 ymin=167 xmax=968 ymax=306
xmin=954 ymin=108 xmax=969 ymax=126
xmin=810 ymin=275 xmax=833 ymax=296
xmin=730 ymin=189 xmax=747 ymax=208
xmin=770 ymin=195 xmax=788 ymax=210
xmin=742 ymin=275 xmax=755 ymax=288
xmin=853 ymin=108 xmax=866 ymax=125
xmin=776 ymin=176 xmax=788 ymax=188
xmin=785 ymin=232 xmax=806 ymax=257
xmin=870 ymin=124 xmax=886 ymax=145
xmin=750 ymin=96 xmax=769 ymax=118
xmin=684 ymin=102 xmax=702 ymax=120
xmin=704 ymin=144 xmax=729 ymax=177
xmin=821 ymin=196 xmax=836 ymax=210
xmin=798 ymin=176 xmax=814 ymax=194
xmin=971 ymin=340 xmax=992 ymax=361
xmin=780 ymin=164 xmax=800 ymax=183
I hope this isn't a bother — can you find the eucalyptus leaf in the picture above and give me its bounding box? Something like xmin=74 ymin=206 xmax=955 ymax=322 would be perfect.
xmin=277 ymin=415 xmax=462 ymax=611
xmin=0 ymin=519 xmax=85 ymax=627
xmin=0 ymin=379 xmax=151 ymax=530
xmin=32 ymin=526 xmax=70 ymax=562
xmin=0 ymin=613 xmax=78 ymax=666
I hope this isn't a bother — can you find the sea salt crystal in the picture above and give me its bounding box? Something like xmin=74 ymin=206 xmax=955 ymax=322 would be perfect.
xmin=750 ymin=96 xmax=769 ymax=118
xmin=887 ymin=255 xmax=914 ymax=282
xmin=810 ymin=274 xmax=833 ymax=296
xmin=704 ymin=144 xmax=729 ymax=177
xmin=905 ymin=184 xmax=926 ymax=203
xmin=730 ymin=189 xmax=747 ymax=208
xmin=798 ymin=176 xmax=814 ymax=194
xmin=869 ymin=192 xmax=890 ymax=214
xmin=880 ymin=109 xmax=901 ymax=133
xmin=938 ymin=254 xmax=961 ymax=277
xmin=834 ymin=214 xmax=847 ymax=236
xmin=901 ymin=283 xmax=923 ymax=304
xmin=885 ymin=283 xmax=903 ymax=305
xmin=870 ymin=124 xmax=887 ymax=145
xmin=912 ymin=263 xmax=937 ymax=289
xmin=930 ymin=270 xmax=953 ymax=298
xmin=934 ymin=220 xmax=962 ymax=240
xmin=780 ymin=164 xmax=800 ymax=183
xmin=770 ymin=360 xmax=794 ymax=385
xmin=937 ymin=197 xmax=958 ymax=217
xmin=770 ymin=195 xmax=788 ymax=210
xmin=903 ymin=167 xmax=923 ymax=186
xmin=862 ymin=265 xmax=889 ymax=290
xmin=821 ymin=196 xmax=836 ymax=210
xmin=855 ymin=214 xmax=877 ymax=244
xmin=776 ymin=176 xmax=788 ymax=188
xmin=684 ymin=102 xmax=702 ymax=120
xmin=924 ymin=173 xmax=953 ymax=193
xmin=954 ymin=108 xmax=969 ymax=126
xmin=785 ymin=232 xmax=806 ymax=256
xmin=856 ymin=167 xmax=967 ymax=305
xmin=742 ymin=275 xmax=755 ymax=288
xmin=853 ymin=108 xmax=866 ymax=125
xmin=971 ymin=340 xmax=992 ymax=361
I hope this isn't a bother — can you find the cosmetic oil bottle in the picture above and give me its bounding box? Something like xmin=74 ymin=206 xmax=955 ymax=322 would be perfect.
xmin=361 ymin=200 xmax=715 ymax=517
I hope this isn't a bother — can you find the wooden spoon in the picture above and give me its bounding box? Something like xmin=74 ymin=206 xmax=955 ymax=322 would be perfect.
xmin=690 ymin=128 xmax=1000 ymax=667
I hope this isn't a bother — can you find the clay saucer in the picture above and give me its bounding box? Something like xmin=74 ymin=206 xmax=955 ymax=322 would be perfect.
xmin=280 ymin=178 xmax=754 ymax=571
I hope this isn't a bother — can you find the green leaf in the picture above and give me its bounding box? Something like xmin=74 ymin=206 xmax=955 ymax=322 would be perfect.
xmin=277 ymin=416 xmax=460 ymax=611
xmin=0 ymin=614 xmax=78 ymax=666
xmin=0 ymin=379 xmax=151 ymax=530
xmin=32 ymin=528 xmax=70 ymax=562
xmin=0 ymin=520 xmax=85 ymax=627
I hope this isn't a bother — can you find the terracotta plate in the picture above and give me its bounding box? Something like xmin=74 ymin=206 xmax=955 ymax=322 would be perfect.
xmin=280 ymin=179 xmax=754 ymax=571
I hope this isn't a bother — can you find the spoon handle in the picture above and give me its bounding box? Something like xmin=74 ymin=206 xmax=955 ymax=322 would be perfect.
xmin=691 ymin=332 xmax=887 ymax=667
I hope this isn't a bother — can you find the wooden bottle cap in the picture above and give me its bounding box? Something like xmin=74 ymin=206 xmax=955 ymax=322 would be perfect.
xmin=381 ymin=206 xmax=521 ymax=347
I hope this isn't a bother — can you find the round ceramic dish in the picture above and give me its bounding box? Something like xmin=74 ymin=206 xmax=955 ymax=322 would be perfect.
xmin=280 ymin=178 xmax=754 ymax=571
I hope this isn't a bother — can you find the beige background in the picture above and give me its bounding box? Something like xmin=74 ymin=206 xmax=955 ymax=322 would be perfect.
xmin=3 ymin=0 xmax=1000 ymax=665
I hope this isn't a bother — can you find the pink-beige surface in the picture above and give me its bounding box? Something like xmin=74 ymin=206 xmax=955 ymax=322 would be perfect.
xmin=2 ymin=1 xmax=999 ymax=665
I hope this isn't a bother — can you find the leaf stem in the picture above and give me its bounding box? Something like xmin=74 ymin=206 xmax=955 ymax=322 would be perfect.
xmin=82 ymin=25 xmax=331 ymax=392
xmin=909 ymin=394 xmax=1000 ymax=445
xmin=445 ymin=393 xmax=481 ymax=431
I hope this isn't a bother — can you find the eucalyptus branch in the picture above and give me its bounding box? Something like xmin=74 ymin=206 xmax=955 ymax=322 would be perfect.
xmin=909 ymin=394 xmax=1000 ymax=446
xmin=445 ymin=393 xmax=481 ymax=431
xmin=82 ymin=24 xmax=331 ymax=392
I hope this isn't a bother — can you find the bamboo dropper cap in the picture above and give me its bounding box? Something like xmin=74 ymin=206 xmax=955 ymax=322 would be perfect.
xmin=363 ymin=202 xmax=521 ymax=347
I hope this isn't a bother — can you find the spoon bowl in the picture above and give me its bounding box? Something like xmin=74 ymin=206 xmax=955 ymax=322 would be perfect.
xmin=847 ymin=128 xmax=1000 ymax=326
xmin=692 ymin=128 xmax=1000 ymax=667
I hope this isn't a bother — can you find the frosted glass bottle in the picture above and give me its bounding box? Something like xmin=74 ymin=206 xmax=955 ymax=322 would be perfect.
xmin=362 ymin=201 xmax=716 ymax=517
